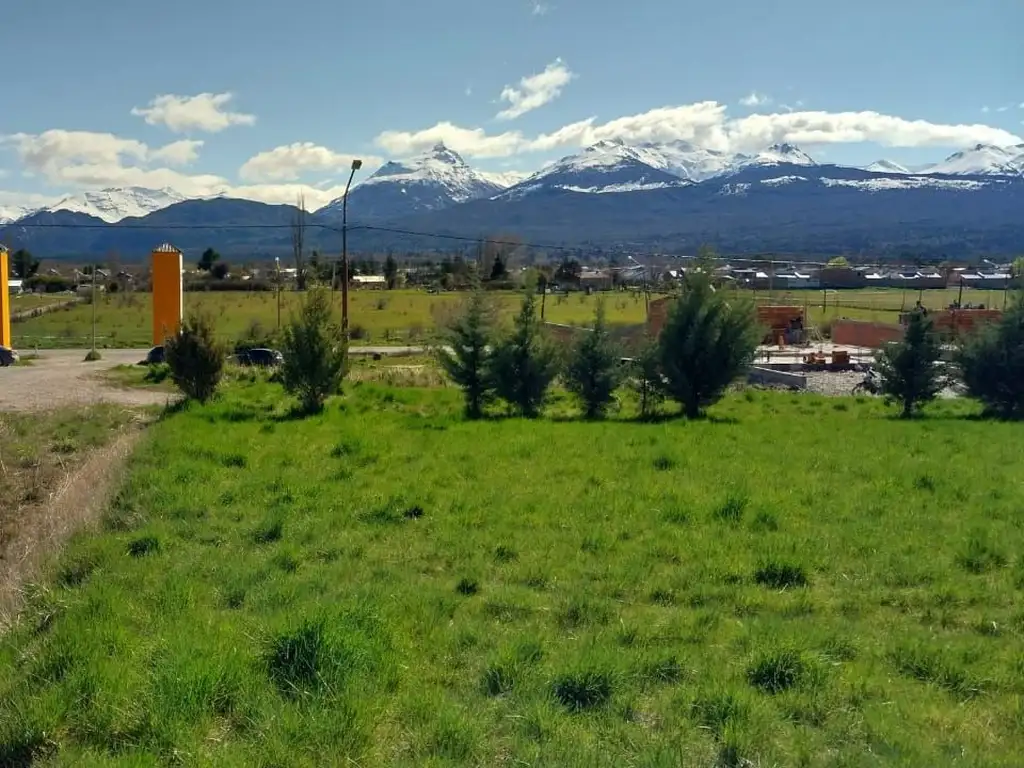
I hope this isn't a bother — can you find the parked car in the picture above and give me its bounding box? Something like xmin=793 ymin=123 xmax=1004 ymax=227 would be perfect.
xmin=0 ymin=345 xmax=20 ymax=367
xmin=235 ymin=348 xmax=284 ymax=367
xmin=139 ymin=346 xmax=165 ymax=365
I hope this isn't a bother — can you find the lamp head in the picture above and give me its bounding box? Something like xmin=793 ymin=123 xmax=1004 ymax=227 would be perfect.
xmin=351 ymin=159 xmax=363 ymax=171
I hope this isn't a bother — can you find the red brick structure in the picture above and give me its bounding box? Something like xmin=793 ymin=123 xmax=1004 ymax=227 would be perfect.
xmin=831 ymin=320 xmax=904 ymax=348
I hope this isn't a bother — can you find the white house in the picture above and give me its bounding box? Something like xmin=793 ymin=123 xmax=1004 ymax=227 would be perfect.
xmin=8 ymin=279 xmax=23 ymax=295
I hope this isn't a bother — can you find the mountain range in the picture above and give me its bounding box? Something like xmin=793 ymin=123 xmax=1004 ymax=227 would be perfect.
xmin=3 ymin=140 xmax=1024 ymax=259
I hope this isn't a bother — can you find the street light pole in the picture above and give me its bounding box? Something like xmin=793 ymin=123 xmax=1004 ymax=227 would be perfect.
xmin=341 ymin=159 xmax=363 ymax=335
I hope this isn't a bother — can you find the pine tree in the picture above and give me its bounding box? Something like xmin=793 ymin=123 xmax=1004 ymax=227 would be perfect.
xmin=876 ymin=309 xmax=943 ymax=418
xmin=956 ymin=295 xmax=1024 ymax=420
xmin=565 ymin=302 xmax=622 ymax=419
xmin=437 ymin=288 xmax=496 ymax=419
xmin=280 ymin=285 xmax=348 ymax=414
xmin=658 ymin=274 xmax=759 ymax=419
xmin=491 ymin=290 xmax=559 ymax=418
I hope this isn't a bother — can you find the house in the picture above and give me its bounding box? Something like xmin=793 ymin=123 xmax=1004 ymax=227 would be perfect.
xmin=774 ymin=271 xmax=819 ymax=290
xmin=960 ymin=272 xmax=1011 ymax=290
xmin=351 ymin=274 xmax=386 ymax=288
xmin=578 ymin=269 xmax=612 ymax=292
xmin=8 ymin=279 xmax=23 ymax=295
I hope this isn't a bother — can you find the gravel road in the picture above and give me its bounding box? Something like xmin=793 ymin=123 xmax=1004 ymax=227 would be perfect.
xmin=0 ymin=349 xmax=174 ymax=412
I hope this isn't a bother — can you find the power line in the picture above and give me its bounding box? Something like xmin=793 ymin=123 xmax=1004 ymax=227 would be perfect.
xmin=4 ymin=219 xmax=964 ymax=270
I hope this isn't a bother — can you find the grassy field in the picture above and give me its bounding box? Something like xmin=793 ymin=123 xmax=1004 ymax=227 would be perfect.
xmin=2 ymin=379 xmax=1023 ymax=766
xmin=10 ymin=286 xmax=1011 ymax=349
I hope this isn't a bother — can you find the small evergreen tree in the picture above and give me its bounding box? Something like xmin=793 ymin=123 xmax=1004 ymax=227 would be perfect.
xmin=12 ymin=248 xmax=40 ymax=279
xmin=956 ymin=296 xmax=1024 ymax=420
xmin=197 ymin=248 xmax=218 ymax=272
xmin=437 ymin=288 xmax=496 ymax=419
xmin=491 ymin=290 xmax=559 ymax=418
xmin=565 ymin=302 xmax=621 ymax=419
xmin=165 ymin=314 xmax=225 ymax=403
xmin=280 ymin=285 xmax=348 ymax=414
xmin=631 ymin=338 xmax=665 ymax=420
xmin=384 ymin=254 xmax=399 ymax=289
xmin=658 ymin=274 xmax=759 ymax=418
xmin=875 ymin=309 xmax=943 ymax=418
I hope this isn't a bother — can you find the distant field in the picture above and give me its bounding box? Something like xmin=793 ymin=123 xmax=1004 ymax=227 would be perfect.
xmin=10 ymin=289 xmax=655 ymax=349
xmin=2 ymin=381 xmax=1023 ymax=765
xmin=9 ymin=286 xmax=1011 ymax=349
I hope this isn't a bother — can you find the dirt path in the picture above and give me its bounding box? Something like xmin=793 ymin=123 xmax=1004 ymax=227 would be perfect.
xmin=0 ymin=427 xmax=145 ymax=630
xmin=0 ymin=350 xmax=173 ymax=412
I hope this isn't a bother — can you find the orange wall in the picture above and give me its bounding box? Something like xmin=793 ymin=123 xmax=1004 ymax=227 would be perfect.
xmin=152 ymin=249 xmax=183 ymax=345
xmin=0 ymin=248 xmax=10 ymax=347
xmin=832 ymin=320 xmax=904 ymax=348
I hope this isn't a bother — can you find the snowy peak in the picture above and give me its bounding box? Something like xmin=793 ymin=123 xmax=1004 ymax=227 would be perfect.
xmin=356 ymin=142 xmax=500 ymax=203
xmin=865 ymin=160 xmax=910 ymax=174
xmin=924 ymin=143 xmax=1024 ymax=176
xmin=46 ymin=186 xmax=187 ymax=223
xmin=741 ymin=143 xmax=817 ymax=168
xmin=0 ymin=204 xmax=41 ymax=225
xmin=478 ymin=170 xmax=531 ymax=188
xmin=632 ymin=140 xmax=737 ymax=182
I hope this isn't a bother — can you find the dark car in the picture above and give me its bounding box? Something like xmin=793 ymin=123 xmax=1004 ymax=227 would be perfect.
xmin=0 ymin=345 xmax=20 ymax=367
xmin=235 ymin=348 xmax=283 ymax=367
xmin=139 ymin=346 xmax=165 ymax=365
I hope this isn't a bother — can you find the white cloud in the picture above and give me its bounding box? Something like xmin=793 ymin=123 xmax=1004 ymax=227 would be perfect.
xmin=239 ymin=142 xmax=382 ymax=182
xmin=496 ymin=59 xmax=575 ymax=120
xmin=375 ymin=121 xmax=528 ymax=158
xmin=374 ymin=102 xmax=1022 ymax=160
xmin=150 ymin=139 xmax=204 ymax=166
xmin=1 ymin=129 xmax=221 ymax=192
xmin=531 ymin=2 xmax=549 ymax=16
xmin=997 ymin=104 xmax=1011 ymax=113
xmin=982 ymin=106 xmax=991 ymax=113
xmin=131 ymin=92 xmax=256 ymax=133
xmin=739 ymin=92 xmax=771 ymax=107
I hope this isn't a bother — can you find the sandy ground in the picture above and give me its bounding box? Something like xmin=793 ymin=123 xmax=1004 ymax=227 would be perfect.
xmin=0 ymin=349 xmax=174 ymax=412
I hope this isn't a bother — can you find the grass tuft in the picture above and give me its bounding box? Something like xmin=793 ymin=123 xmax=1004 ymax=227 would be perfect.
xmin=127 ymin=535 xmax=160 ymax=557
xmin=746 ymin=648 xmax=813 ymax=694
xmin=552 ymin=668 xmax=615 ymax=711
xmin=754 ymin=560 xmax=809 ymax=589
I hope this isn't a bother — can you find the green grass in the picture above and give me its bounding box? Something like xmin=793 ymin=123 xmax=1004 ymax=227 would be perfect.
xmin=2 ymin=383 xmax=1024 ymax=766
xmin=11 ymin=289 xmax=655 ymax=349
xmin=14 ymin=286 xmax=1010 ymax=350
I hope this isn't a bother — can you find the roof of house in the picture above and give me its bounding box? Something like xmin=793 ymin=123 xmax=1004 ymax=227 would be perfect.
xmin=352 ymin=274 xmax=386 ymax=283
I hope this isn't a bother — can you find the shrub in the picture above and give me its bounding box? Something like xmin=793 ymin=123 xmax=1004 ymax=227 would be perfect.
xmin=956 ymin=296 xmax=1024 ymax=420
xmin=565 ymin=301 xmax=622 ymax=419
xmin=165 ymin=313 xmax=225 ymax=403
xmin=436 ymin=288 xmax=496 ymax=419
xmin=658 ymin=274 xmax=759 ymax=418
xmin=280 ymin=285 xmax=348 ymax=414
xmin=491 ymin=289 xmax=559 ymax=418
xmin=876 ymin=309 xmax=944 ymax=418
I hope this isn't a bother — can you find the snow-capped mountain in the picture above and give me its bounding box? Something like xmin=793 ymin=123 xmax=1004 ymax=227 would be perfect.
xmin=478 ymin=170 xmax=531 ymax=188
xmin=316 ymin=143 xmax=502 ymax=221
xmin=734 ymin=143 xmax=818 ymax=169
xmin=865 ymin=160 xmax=911 ymax=174
xmin=500 ymin=139 xmax=694 ymax=198
xmin=46 ymin=186 xmax=188 ymax=223
xmin=922 ymin=144 xmax=1024 ymax=177
xmin=628 ymin=140 xmax=738 ymax=182
xmin=0 ymin=204 xmax=41 ymax=225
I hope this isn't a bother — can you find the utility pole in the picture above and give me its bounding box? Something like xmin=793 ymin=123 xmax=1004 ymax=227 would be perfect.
xmin=341 ymin=159 xmax=363 ymax=335
xmin=275 ymin=257 xmax=281 ymax=330
xmin=91 ymin=264 xmax=97 ymax=352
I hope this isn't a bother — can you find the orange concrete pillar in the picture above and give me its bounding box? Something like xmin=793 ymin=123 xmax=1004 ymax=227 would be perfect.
xmin=152 ymin=243 xmax=183 ymax=345
xmin=0 ymin=245 xmax=11 ymax=348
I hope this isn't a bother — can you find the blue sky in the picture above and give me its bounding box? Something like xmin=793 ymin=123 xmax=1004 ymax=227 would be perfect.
xmin=2 ymin=0 xmax=1022 ymax=212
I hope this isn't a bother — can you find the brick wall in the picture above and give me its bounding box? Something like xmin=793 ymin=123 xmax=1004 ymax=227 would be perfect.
xmin=831 ymin=320 xmax=904 ymax=348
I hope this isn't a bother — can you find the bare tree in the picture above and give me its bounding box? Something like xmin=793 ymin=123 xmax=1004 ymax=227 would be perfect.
xmin=292 ymin=193 xmax=308 ymax=290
